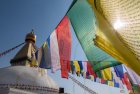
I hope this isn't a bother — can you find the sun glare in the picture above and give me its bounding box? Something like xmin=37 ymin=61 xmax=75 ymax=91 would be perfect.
xmin=113 ymin=20 xmax=124 ymax=30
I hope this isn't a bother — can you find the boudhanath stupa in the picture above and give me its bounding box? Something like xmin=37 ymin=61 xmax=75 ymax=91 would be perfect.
xmin=0 ymin=32 xmax=60 ymax=94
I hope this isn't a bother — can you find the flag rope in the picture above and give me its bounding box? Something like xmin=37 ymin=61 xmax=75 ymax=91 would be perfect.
xmin=0 ymin=42 xmax=25 ymax=58
xmin=69 ymin=74 xmax=98 ymax=94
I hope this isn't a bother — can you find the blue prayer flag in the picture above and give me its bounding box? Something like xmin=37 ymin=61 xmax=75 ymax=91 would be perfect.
xmin=114 ymin=65 xmax=124 ymax=78
xmin=47 ymin=37 xmax=50 ymax=48
xmin=78 ymin=61 xmax=83 ymax=73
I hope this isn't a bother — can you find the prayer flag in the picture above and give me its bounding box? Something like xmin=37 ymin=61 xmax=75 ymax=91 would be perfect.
xmin=56 ymin=16 xmax=72 ymax=62
xmin=122 ymin=73 xmax=132 ymax=90
xmin=39 ymin=42 xmax=51 ymax=69
xmin=101 ymin=67 xmax=112 ymax=80
xmin=88 ymin=0 xmax=140 ymax=75
xmin=36 ymin=47 xmax=42 ymax=65
xmin=60 ymin=59 xmax=68 ymax=79
xmin=114 ymin=65 xmax=124 ymax=78
xmin=125 ymin=66 xmax=140 ymax=85
xmin=73 ymin=60 xmax=80 ymax=74
xmin=78 ymin=61 xmax=83 ymax=73
xmin=82 ymin=61 xmax=87 ymax=78
xmin=67 ymin=0 xmax=118 ymax=72
xmin=108 ymin=81 xmax=114 ymax=87
xmin=70 ymin=61 xmax=75 ymax=74
xmin=87 ymin=61 xmax=97 ymax=77
xmin=50 ymin=31 xmax=60 ymax=72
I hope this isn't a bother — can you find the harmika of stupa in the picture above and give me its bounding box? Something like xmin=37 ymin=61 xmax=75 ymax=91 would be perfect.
xmin=0 ymin=32 xmax=61 ymax=94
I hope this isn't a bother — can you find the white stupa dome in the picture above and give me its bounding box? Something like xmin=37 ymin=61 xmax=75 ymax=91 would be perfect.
xmin=0 ymin=32 xmax=60 ymax=94
xmin=0 ymin=66 xmax=59 ymax=93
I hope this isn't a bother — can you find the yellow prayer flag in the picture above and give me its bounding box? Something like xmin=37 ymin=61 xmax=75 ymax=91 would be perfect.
xmin=87 ymin=0 xmax=140 ymax=75
xmin=101 ymin=68 xmax=112 ymax=80
xmin=90 ymin=75 xmax=94 ymax=81
xmin=108 ymin=81 xmax=114 ymax=87
xmin=73 ymin=61 xmax=80 ymax=73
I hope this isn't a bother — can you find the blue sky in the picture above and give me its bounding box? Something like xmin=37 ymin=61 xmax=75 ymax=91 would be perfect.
xmin=0 ymin=0 xmax=86 ymax=66
xmin=0 ymin=0 xmax=88 ymax=67
xmin=0 ymin=0 xmax=72 ymax=48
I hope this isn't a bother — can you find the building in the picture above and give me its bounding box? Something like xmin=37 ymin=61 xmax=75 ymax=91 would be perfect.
xmin=0 ymin=32 xmax=59 ymax=94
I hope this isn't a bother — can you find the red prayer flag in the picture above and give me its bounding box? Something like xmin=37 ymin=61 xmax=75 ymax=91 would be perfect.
xmin=56 ymin=16 xmax=71 ymax=61
xmin=67 ymin=60 xmax=71 ymax=72
xmin=87 ymin=61 xmax=97 ymax=78
xmin=55 ymin=16 xmax=71 ymax=79
xmin=122 ymin=73 xmax=132 ymax=90
xmin=101 ymin=78 xmax=106 ymax=84
xmin=60 ymin=59 xmax=68 ymax=79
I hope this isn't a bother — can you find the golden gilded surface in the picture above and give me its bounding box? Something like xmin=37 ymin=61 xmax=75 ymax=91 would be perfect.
xmin=25 ymin=32 xmax=36 ymax=43
xmin=88 ymin=0 xmax=140 ymax=75
xmin=100 ymin=0 xmax=140 ymax=60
